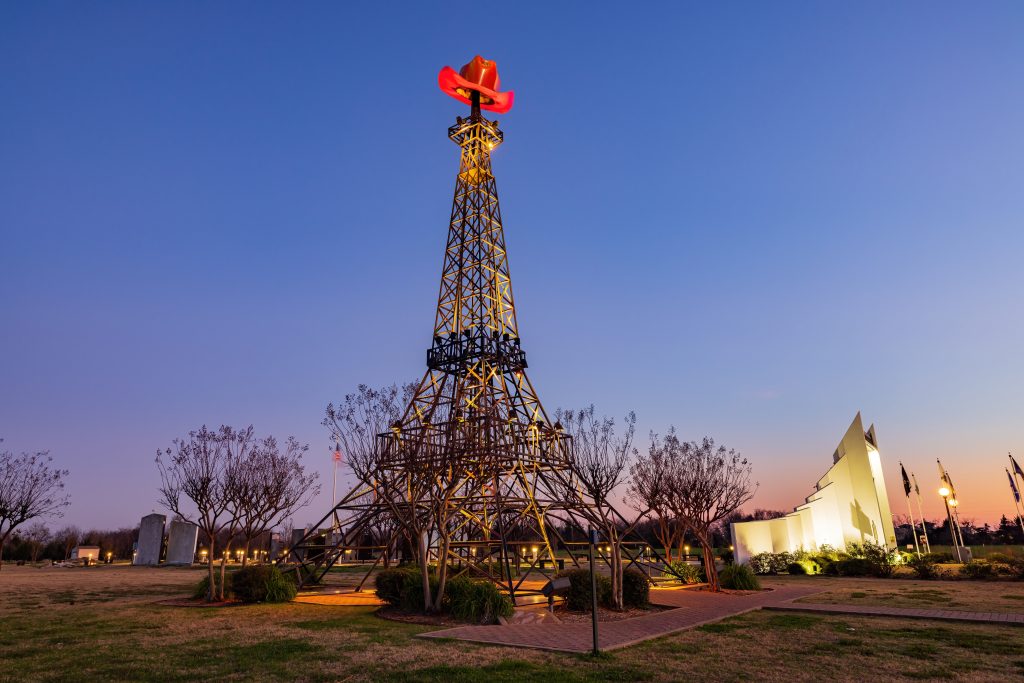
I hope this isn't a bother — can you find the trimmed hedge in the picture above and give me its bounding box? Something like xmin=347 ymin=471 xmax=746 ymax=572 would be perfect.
xmin=622 ymin=568 xmax=650 ymax=607
xmin=557 ymin=568 xmax=613 ymax=611
xmin=719 ymin=563 xmax=761 ymax=590
xmin=375 ymin=566 xmax=418 ymax=606
xmin=231 ymin=565 xmax=297 ymax=603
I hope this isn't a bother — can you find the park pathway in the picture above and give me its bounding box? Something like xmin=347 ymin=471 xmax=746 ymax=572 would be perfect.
xmin=767 ymin=601 xmax=1024 ymax=626
xmin=418 ymin=585 xmax=821 ymax=653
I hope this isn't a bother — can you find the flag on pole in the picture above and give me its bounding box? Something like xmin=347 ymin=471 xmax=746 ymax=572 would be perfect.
xmin=333 ymin=442 xmax=342 ymax=463
xmin=900 ymin=462 xmax=912 ymax=497
xmin=1011 ymin=453 xmax=1024 ymax=481
xmin=912 ymin=473 xmax=920 ymax=496
xmin=1009 ymin=468 xmax=1021 ymax=503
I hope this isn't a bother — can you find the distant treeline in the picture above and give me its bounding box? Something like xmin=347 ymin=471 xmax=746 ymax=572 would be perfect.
xmin=0 ymin=524 xmax=278 ymax=563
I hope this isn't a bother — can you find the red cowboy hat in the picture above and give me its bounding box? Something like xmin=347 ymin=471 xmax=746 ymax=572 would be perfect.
xmin=438 ymin=55 xmax=514 ymax=113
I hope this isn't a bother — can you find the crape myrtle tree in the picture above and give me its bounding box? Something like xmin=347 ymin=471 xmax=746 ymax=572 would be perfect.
xmin=157 ymin=426 xmax=250 ymax=600
xmin=236 ymin=436 xmax=320 ymax=566
xmin=556 ymin=405 xmax=643 ymax=611
xmin=324 ymin=384 xmax=422 ymax=586
xmin=659 ymin=432 xmax=756 ymax=592
xmin=159 ymin=425 xmax=317 ymax=599
xmin=0 ymin=440 xmax=70 ymax=570
xmin=628 ymin=437 xmax=684 ymax=562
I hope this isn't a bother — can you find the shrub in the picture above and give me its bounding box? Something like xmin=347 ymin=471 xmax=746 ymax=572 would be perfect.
xmin=986 ymin=552 xmax=1017 ymax=564
xmin=834 ymin=558 xmax=876 ymax=577
xmin=719 ymin=563 xmax=761 ymax=590
xmin=750 ymin=553 xmax=774 ymax=575
xmin=558 ymin=568 xmax=613 ymax=611
xmin=787 ymin=560 xmax=819 ymax=575
xmin=719 ymin=548 xmax=735 ymax=565
xmin=906 ymin=554 xmax=940 ymax=580
xmin=374 ymin=565 xmax=438 ymax=611
xmin=1004 ymin=557 xmax=1024 ymax=580
xmin=622 ymin=568 xmax=650 ymax=607
xmin=375 ymin=566 xmax=417 ymax=606
xmin=924 ymin=552 xmax=956 ymax=563
xmin=846 ymin=542 xmax=900 ymax=577
xmin=959 ymin=561 xmax=995 ymax=580
xmin=667 ymin=561 xmax=704 ymax=584
xmin=770 ymin=552 xmax=793 ymax=574
xmin=750 ymin=552 xmax=795 ymax=575
xmin=444 ymin=576 xmax=514 ymax=624
xmin=231 ymin=565 xmax=297 ymax=603
xmin=193 ymin=572 xmax=231 ymax=600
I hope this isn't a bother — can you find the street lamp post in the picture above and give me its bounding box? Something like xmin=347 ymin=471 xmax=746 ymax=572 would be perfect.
xmin=938 ymin=486 xmax=963 ymax=563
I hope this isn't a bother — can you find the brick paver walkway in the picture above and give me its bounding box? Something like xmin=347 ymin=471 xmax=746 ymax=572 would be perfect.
xmin=767 ymin=602 xmax=1024 ymax=626
xmin=418 ymin=585 xmax=821 ymax=653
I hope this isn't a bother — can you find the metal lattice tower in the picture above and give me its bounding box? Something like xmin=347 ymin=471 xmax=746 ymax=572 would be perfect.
xmin=284 ymin=84 xmax=601 ymax=600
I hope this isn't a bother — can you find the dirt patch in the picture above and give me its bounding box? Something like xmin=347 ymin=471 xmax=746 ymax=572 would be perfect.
xmin=155 ymin=597 xmax=242 ymax=608
xmin=553 ymin=603 xmax=671 ymax=623
xmin=375 ymin=606 xmax=470 ymax=627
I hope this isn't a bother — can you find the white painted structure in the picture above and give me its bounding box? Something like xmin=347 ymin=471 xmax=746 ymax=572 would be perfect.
xmin=165 ymin=520 xmax=199 ymax=565
xmin=71 ymin=545 xmax=100 ymax=562
xmin=732 ymin=413 xmax=897 ymax=564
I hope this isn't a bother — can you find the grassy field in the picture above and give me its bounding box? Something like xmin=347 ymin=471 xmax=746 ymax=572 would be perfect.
xmin=1 ymin=566 xmax=1022 ymax=682
xmin=782 ymin=575 xmax=1024 ymax=613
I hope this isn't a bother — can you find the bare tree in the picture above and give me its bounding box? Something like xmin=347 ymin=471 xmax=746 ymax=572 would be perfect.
xmin=52 ymin=525 xmax=81 ymax=562
xmin=323 ymin=383 xmax=416 ymax=482
xmin=236 ymin=436 xmax=320 ymax=565
xmin=662 ymin=434 xmax=756 ymax=591
xmin=157 ymin=425 xmax=251 ymax=600
xmin=0 ymin=441 xmax=70 ymax=570
xmin=24 ymin=521 xmax=51 ymax=564
xmin=323 ymin=383 xmax=418 ymax=583
xmin=628 ymin=435 xmax=684 ymax=562
xmin=556 ymin=406 xmax=641 ymax=611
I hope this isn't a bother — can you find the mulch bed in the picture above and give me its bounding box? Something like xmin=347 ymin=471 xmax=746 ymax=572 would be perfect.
xmin=553 ymin=603 xmax=671 ymax=623
xmin=375 ymin=606 xmax=467 ymax=627
xmin=155 ymin=597 xmax=243 ymax=608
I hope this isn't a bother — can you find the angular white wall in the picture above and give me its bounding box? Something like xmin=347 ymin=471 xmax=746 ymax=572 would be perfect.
xmin=733 ymin=413 xmax=897 ymax=564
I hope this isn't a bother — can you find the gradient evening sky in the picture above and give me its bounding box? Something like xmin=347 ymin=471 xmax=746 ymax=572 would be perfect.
xmin=2 ymin=3 xmax=1023 ymax=531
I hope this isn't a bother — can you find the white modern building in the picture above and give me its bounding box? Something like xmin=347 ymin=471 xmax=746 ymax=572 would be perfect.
xmin=70 ymin=545 xmax=100 ymax=563
xmin=732 ymin=413 xmax=897 ymax=564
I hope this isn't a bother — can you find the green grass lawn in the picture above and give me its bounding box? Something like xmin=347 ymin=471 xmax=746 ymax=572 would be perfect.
xmin=1 ymin=567 xmax=1022 ymax=682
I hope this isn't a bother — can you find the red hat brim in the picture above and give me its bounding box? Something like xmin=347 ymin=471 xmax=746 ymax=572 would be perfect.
xmin=438 ymin=66 xmax=514 ymax=114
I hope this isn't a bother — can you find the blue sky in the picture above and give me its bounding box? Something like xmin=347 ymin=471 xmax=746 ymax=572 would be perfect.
xmin=2 ymin=3 xmax=1022 ymax=529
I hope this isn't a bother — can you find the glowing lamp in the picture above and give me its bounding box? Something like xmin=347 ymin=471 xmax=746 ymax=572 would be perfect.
xmin=938 ymin=486 xmax=950 ymax=497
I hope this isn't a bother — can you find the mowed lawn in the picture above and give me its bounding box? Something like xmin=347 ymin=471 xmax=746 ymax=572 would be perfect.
xmin=1 ymin=566 xmax=1023 ymax=682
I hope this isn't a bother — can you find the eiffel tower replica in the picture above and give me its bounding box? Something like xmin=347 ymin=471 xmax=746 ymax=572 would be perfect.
xmin=285 ymin=57 xmax=606 ymax=601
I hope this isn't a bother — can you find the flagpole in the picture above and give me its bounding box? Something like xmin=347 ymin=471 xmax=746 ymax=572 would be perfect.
xmin=900 ymin=462 xmax=921 ymax=557
xmin=912 ymin=473 xmax=931 ymax=553
xmin=1008 ymin=467 xmax=1024 ymax=538
xmin=1010 ymin=454 xmax=1024 ymax=538
xmin=906 ymin=495 xmax=921 ymax=557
